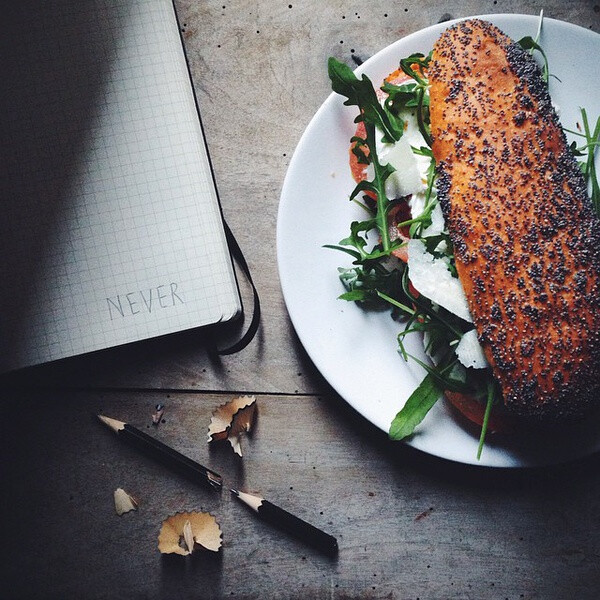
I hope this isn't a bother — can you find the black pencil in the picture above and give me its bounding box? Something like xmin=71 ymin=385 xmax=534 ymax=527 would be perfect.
xmin=97 ymin=415 xmax=222 ymax=490
xmin=231 ymin=489 xmax=338 ymax=556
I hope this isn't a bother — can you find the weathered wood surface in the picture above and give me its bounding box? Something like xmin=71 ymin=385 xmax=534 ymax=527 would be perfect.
xmin=2 ymin=390 xmax=600 ymax=599
xmin=2 ymin=1 xmax=600 ymax=599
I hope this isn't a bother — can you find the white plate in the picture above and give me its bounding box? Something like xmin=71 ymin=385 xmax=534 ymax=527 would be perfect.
xmin=277 ymin=14 xmax=600 ymax=467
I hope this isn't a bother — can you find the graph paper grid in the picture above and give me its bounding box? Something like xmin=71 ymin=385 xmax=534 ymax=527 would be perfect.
xmin=0 ymin=0 xmax=241 ymax=371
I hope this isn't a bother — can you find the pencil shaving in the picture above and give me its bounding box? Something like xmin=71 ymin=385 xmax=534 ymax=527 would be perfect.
xmin=158 ymin=512 xmax=222 ymax=556
xmin=114 ymin=488 xmax=138 ymax=515
xmin=207 ymin=395 xmax=257 ymax=456
xmin=151 ymin=403 xmax=165 ymax=425
xmin=182 ymin=519 xmax=195 ymax=553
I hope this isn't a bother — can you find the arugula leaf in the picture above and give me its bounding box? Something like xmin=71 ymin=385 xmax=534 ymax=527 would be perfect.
xmin=389 ymin=373 xmax=442 ymax=440
xmin=325 ymin=218 xmax=404 ymax=263
xmin=518 ymin=11 xmax=552 ymax=83
xmin=328 ymin=59 xmax=398 ymax=254
xmin=392 ymin=53 xmax=433 ymax=146
xmin=337 ymin=264 xmax=405 ymax=309
xmin=381 ymin=81 xmax=422 ymax=110
xmin=476 ymin=381 xmax=497 ymax=460
xmin=564 ymin=109 xmax=600 ymax=214
xmin=399 ymin=53 xmax=430 ymax=86
xmin=350 ymin=135 xmax=369 ymax=164
xmin=580 ymin=109 xmax=600 ymax=213
xmin=517 ymin=36 xmax=550 ymax=83
xmin=376 ymin=290 xmax=415 ymax=315
xmin=328 ymin=57 xmax=404 ymax=143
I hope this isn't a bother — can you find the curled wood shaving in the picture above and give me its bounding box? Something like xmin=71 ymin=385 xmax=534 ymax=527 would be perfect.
xmin=207 ymin=395 xmax=257 ymax=456
xmin=114 ymin=488 xmax=138 ymax=516
xmin=158 ymin=512 xmax=222 ymax=556
xmin=182 ymin=519 xmax=195 ymax=553
xmin=152 ymin=403 xmax=165 ymax=425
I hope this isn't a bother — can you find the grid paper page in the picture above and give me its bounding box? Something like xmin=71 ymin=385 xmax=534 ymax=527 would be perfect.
xmin=0 ymin=0 xmax=241 ymax=372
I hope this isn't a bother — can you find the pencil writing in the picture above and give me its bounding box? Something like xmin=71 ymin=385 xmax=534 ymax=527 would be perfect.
xmin=106 ymin=282 xmax=184 ymax=319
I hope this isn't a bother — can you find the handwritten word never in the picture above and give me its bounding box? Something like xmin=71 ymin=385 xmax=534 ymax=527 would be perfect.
xmin=106 ymin=283 xmax=184 ymax=320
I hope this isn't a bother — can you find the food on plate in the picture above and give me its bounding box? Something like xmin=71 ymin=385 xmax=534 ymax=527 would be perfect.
xmin=327 ymin=17 xmax=600 ymax=456
xmin=429 ymin=20 xmax=600 ymax=419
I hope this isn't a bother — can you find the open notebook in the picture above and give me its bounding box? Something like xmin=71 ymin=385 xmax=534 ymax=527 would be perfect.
xmin=0 ymin=0 xmax=242 ymax=372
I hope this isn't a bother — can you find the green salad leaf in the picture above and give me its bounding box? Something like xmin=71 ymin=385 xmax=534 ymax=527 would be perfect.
xmin=328 ymin=57 xmax=404 ymax=144
xmin=572 ymin=109 xmax=600 ymax=213
xmin=517 ymin=36 xmax=550 ymax=82
xmin=389 ymin=373 xmax=442 ymax=440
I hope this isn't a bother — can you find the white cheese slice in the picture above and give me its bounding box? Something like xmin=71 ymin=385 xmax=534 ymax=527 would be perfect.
xmin=402 ymin=114 xmax=432 ymax=181
xmin=376 ymin=135 xmax=424 ymax=198
xmin=407 ymin=238 xmax=473 ymax=323
xmin=422 ymin=202 xmax=445 ymax=237
xmin=455 ymin=328 xmax=489 ymax=369
xmin=408 ymin=191 xmax=426 ymax=219
xmin=371 ymin=106 xmax=488 ymax=369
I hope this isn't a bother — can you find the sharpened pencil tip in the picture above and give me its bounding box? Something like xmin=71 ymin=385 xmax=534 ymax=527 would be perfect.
xmin=97 ymin=414 xmax=126 ymax=433
xmin=230 ymin=488 xmax=240 ymax=496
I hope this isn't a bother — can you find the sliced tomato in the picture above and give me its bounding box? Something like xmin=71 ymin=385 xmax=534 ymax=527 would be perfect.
xmin=444 ymin=390 xmax=518 ymax=434
xmin=387 ymin=202 xmax=412 ymax=262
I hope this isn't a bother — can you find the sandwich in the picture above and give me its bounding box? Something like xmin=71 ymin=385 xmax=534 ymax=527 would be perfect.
xmin=327 ymin=18 xmax=600 ymax=451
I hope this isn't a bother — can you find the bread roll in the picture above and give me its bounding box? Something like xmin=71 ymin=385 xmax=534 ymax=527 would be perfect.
xmin=428 ymin=19 xmax=600 ymax=418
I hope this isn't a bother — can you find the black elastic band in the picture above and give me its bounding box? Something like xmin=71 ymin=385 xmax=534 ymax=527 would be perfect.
xmin=215 ymin=220 xmax=261 ymax=355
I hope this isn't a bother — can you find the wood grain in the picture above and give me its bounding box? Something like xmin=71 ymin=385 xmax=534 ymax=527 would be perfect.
xmin=2 ymin=389 xmax=600 ymax=599
xmin=2 ymin=2 xmax=600 ymax=599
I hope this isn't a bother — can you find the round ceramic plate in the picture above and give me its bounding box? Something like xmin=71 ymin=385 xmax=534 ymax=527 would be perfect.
xmin=277 ymin=14 xmax=600 ymax=467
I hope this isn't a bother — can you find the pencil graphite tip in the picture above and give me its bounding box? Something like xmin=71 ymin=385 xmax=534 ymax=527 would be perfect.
xmin=97 ymin=414 xmax=126 ymax=433
xmin=230 ymin=488 xmax=240 ymax=496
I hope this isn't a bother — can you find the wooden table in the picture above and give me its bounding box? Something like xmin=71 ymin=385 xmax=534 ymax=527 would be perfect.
xmin=2 ymin=2 xmax=599 ymax=598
